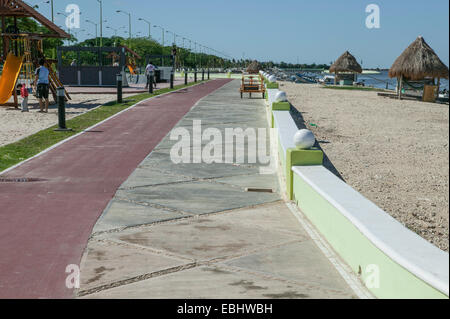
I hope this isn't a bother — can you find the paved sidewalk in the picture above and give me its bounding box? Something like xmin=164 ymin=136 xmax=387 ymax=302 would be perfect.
xmin=0 ymin=79 xmax=230 ymax=298
xmin=79 ymin=80 xmax=357 ymax=299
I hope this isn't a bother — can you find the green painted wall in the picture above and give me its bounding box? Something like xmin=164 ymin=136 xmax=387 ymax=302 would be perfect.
xmin=292 ymin=173 xmax=448 ymax=299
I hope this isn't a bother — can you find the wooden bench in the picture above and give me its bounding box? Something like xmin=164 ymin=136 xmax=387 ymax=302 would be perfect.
xmin=240 ymin=74 xmax=265 ymax=99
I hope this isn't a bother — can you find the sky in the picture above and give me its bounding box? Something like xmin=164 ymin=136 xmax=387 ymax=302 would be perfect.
xmin=25 ymin=0 xmax=449 ymax=68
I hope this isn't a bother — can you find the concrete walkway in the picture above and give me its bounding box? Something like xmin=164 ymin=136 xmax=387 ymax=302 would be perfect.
xmin=79 ymin=80 xmax=357 ymax=299
xmin=0 ymin=79 xmax=230 ymax=298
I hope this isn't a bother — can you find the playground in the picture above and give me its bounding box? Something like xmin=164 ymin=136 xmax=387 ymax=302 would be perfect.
xmin=0 ymin=1 xmax=70 ymax=109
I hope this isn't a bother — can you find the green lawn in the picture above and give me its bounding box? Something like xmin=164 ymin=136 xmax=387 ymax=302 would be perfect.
xmin=0 ymin=81 xmax=206 ymax=172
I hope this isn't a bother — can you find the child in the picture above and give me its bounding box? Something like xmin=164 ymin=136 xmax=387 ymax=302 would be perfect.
xmin=17 ymin=84 xmax=29 ymax=112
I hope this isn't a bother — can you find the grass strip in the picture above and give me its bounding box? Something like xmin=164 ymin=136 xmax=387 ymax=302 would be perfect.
xmin=0 ymin=81 xmax=206 ymax=172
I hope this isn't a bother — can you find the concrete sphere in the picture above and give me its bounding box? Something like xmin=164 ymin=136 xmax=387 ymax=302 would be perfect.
xmin=268 ymin=75 xmax=277 ymax=83
xmin=294 ymin=129 xmax=316 ymax=150
xmin=275 ymin=91 xmax=288 ymax=102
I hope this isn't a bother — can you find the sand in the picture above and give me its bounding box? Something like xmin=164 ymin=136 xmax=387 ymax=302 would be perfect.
xmin=281 ymin=82 xmax=449 ymax=252
xmin=0 ymin=93 xmax=135 ymax=147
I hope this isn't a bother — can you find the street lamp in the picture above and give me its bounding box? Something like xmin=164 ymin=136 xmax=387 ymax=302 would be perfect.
xmin=138 ymin=18 xmax=151 ymax=39
xmin=165 ymin=30 xmax=176 ymax=45
xmin=106 ymin=26 xmax=118 ymax=37
xmin=116 ymin=10 xmax=132 ymax=46
xmin=32 ymin=0 xmax=49 ymax=9
xmin=85 ymin=19 xmax=98 ymax=46
xmin=153 ymin=25 xmax=165 ymax=47
xmin=57 ymin=12 xmax=72 ymax=43
xmin=96 ymin=0 xmax=103 ymax=47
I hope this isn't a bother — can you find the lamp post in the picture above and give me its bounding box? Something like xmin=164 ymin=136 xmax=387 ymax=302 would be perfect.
xmin=57 ymin=12 xmax=71 ymax=44
xmin=153 ymin=25 xmax=165 ymax=47
xmin=138 ymin=18 xmax=151 ymax=39
xmin=106 ymin=26 xmax=118 ymax=37
xmin=86 ymin=19 xmax=98 ymax=46
xmin=96 ymin=0 xmax=103 ymax=47
xmin=194 ymin=42 xmax=198 ymax=66
xmin=117 ymin=10 xmax=132 ymax=46
xmin=165 ymin=30 xmax=176 ymax=45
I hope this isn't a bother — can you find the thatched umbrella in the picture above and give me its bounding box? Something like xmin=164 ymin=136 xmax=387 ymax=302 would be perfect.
xmin=329 ymin=51 xmax=362 ymax=85
xmin=389 ymin=36 xmax=449 ymax=99
xmin=246 ymin=60 xmax=261 ymax=74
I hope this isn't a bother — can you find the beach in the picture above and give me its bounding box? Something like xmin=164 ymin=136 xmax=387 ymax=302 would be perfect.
xmin=282 ymin=82 xmax=449 ymax=251
xmin=0 ymin=93 xmax=135 ymax=147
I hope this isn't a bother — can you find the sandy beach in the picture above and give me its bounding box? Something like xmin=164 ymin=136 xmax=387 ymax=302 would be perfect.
xmin=282 ymin=82 xmax=449 ymax=251
xmin=0 ymin=93 xmax=135 ymax=147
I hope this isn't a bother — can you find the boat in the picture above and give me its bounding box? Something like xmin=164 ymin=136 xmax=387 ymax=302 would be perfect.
xmin=317 ymin=74 xmax=335 ymax=84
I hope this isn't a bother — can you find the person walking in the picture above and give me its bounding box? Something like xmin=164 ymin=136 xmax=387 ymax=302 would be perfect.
xmin=34 ymin=58 xmax=50 ymax=113
xmin=145 ymin=62 xmax=157 ymax=89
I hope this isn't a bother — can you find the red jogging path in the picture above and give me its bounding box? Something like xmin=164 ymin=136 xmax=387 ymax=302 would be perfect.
xmin=0 ymin=79 xmax=231 ymax=299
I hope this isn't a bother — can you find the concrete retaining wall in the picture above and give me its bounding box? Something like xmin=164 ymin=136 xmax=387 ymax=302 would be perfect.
xmin=261 ymin=72 xmax=449 ymax=299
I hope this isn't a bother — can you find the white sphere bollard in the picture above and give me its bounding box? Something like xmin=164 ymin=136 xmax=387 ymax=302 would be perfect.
xmin=294 ymin=129 xmax=316 ymax=150
xmin=275 ymin=91 xmax=288 ymax=102
xmin=269 ymin=75 xmax=277 ymax=83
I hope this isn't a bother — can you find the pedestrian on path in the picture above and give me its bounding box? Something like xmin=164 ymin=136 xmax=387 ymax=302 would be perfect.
xmin=34 ymin=58 xmax=50 ymax=113
xmin=145 ymin=62 xmax=157 ymax=89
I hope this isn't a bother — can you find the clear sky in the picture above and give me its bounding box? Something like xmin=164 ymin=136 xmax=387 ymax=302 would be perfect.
xmin=26 ymin=0 xmax=449 ymax=68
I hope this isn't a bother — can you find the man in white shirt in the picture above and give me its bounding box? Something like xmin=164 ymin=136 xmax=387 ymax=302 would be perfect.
xmin=145 ymin=63 xmax=157 ymax=89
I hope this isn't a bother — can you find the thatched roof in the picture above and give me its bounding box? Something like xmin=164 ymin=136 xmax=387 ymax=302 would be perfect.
xmin=329 ymin=51 xmax=362 ymax=74
xmin=389 ymin=36 xmax=449 ymax=80
xmin=246 ymin=60 xmax=260 ymax=74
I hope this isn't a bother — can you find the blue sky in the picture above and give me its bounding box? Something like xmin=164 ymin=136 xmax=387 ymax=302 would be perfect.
xmin=26 ymin=0 xmax=449 ymax=68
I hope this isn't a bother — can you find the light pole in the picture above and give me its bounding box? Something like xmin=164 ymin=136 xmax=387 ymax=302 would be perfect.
xmin=117 ymin=10 xmax=132 ymax=46
xmin=138 ymin=18 xmax=151 ymax=39
xmin=32 ymin=0 xmax=49 ymax=9
xmin=57 ymin=12 xmax=71 ymax=44
xmin=165 ymin=30 xmax=176 ymax=45
xmin=153 ymin=25 xmax=165 ymax=47
xmin=106 ymin=26 xmax=118 ymax=37
xmin=96 ymin=0 xmax=103 ymax=47
xmin=85 ymin=19 xmax=98 ymax=46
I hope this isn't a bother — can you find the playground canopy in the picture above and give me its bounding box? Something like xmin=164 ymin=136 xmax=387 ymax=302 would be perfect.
xmin=389 ymin=36 xmax=449 ymax=81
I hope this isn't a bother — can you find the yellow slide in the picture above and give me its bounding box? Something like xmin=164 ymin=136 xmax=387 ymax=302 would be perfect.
xmin=0 ymin=53 xmax=24 ymax=104
xmin=128 ymin=64 xmax=137 ymax=75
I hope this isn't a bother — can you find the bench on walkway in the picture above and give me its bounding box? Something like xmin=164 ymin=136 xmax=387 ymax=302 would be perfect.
xmin=240 ymin=74 xmax=265 ymax=99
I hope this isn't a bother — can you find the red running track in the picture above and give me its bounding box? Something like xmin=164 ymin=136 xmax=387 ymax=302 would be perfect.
xmin=0 ymin=79 xmax=231 ymax=298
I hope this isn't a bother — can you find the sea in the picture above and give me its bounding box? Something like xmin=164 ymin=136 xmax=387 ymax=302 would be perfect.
xmin=290 ymin=69 xmax=449 ymax=91
xmin=356 ymin=70 xmax=449 ymax=91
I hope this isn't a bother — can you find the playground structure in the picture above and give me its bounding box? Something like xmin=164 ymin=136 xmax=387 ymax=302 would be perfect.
xmin=57 ymin=44 xmax=143 ymax=87
xmin=0 ymin=0 xmax=71 ymax=108
xmin=122 ymin=45 xmax=141 ymax=75
xmin=58 ymin=46 xmax=127 ymax=87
